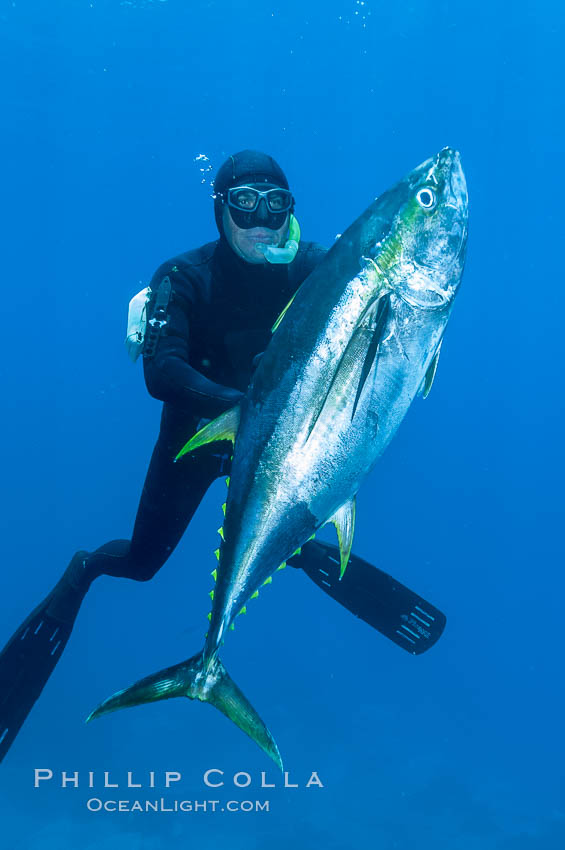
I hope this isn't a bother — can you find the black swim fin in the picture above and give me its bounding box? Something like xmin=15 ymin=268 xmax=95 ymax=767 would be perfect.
xmin=289 ymin=541 xmax=446 ymax=654
xmin=0 ymin=551 xmax=92 ymax=764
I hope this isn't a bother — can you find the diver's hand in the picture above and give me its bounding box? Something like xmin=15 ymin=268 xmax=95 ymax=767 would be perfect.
xmin=224 ymin=387 xmax=245 ymax=405
xmin=196 ymin=387 xmax=243 ymax=431
xmin=252 ymin=351 xmax=264 ymax=370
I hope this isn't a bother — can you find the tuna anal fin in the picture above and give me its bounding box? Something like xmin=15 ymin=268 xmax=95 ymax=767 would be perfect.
xmin=86 ymin=652 xmax=283 ymax=771
xmin=419 ymin=340 xmax=443 ymax=399
xmin=327 ymin=498 xmax=356 ymax=579
xmin=175 ymin=405 xmax=241 ymax=461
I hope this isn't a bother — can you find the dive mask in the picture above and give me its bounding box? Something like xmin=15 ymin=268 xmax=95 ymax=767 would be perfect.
xmin=225 ymin=184 xmax=294 ymax=230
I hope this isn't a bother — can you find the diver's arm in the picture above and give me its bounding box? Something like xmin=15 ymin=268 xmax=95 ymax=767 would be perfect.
xmin=143 ymin=352 xmax=243 ymax=419
xmin=143 ymin=280 xmax=243 ymax=419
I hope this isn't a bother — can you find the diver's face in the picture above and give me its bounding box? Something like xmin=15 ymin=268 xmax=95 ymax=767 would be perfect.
xmin=223 ymin=205 xmax=289 ymax=265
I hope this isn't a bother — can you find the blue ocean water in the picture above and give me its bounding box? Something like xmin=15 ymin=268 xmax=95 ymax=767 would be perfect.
xmin=0 ymin=0 xmax=563 ymax=846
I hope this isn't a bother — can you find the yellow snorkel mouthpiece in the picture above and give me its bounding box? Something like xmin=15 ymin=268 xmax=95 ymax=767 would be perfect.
xmin=257 ymin=214 xmax=300 ymax=264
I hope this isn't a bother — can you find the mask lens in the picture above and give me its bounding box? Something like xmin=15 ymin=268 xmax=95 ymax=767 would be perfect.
xmin=266 ymin=189 xmax=292 ymax=212
xmin=229 ymin=187 xmax=260 ymax=211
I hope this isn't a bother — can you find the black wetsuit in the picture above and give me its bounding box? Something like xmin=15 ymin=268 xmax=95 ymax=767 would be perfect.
xmin=85 ymin=235 xmax=327 ymax=584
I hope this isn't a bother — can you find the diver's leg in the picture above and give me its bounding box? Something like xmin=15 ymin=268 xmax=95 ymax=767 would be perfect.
xmin=289 ymin=541 xmax=446 ymax=654
xmin=0 ymin=432 xmax=229 ymax=764
xmin=90 ymin=437 xmax=230 ymax=582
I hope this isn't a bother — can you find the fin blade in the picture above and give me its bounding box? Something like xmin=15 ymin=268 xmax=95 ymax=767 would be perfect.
xmin=327 ymin=498 xmax=356 ymax=579
xmin=86 ymin=653 xmax=282 ymax=770
xmin=294 ymin=540 xmax=447 ymax=654
xmin=419 ymin=340 xmax=443 ymax=399
xmin=175 ymin=406 xmax=241 ymax=461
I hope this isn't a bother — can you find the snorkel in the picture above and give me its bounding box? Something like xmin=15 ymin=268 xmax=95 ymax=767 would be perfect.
xmin=257 ymin=214 xmax=301 ymax=264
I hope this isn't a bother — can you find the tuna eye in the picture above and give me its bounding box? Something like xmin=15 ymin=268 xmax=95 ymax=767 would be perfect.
xmin=416 ymin=188 xmax=436 ymax=210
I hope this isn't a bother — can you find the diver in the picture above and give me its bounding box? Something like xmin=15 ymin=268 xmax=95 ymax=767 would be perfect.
xmin=0 ymin=150 xmax=445 ymax=764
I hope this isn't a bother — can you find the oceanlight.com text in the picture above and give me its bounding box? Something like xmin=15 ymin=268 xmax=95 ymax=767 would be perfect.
xmin=86 ymin=797 xmax=270 ymax=813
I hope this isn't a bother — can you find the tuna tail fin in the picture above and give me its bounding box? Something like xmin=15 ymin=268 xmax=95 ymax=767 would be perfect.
xmin=85 ymin=652 xmax=283 ymax=771
xmin=205 ymin=658 xmax=283 ymax=770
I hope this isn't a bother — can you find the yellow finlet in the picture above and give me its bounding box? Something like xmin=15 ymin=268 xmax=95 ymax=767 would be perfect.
xmin=250 ymin=590 xmax=259 ymax=599
xmin=209 ymin=590 xmax=214 ymax=601
xmin=262 ymin=576 xmax=273 ymax=586
xmin=211 ymin=568 xmax=217 ymax=581
xmin=239 ymin=606 xmax=247 ymax=615
xmin=217 ymin=527 xmax=225 ymax=541
xmin=214 ymin=548 xmax=220 ymax=561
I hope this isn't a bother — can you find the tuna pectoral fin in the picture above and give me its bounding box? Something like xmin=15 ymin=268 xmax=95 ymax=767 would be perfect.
xmin=85 ymin=652 xmax=283 ymax=771
xmin=351 ymin=294 xmax=391 ymax=420
xmin=175 ymin=405 xmax=240 ymax=461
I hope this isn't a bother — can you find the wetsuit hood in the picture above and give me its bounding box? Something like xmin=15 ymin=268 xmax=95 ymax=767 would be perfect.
xmin=213 ymin=150 xmax=290 ymax=236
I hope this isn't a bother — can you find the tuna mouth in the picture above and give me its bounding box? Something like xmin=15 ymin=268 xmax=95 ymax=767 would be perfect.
xmin=438 ymin=148 xmax=468 ymax=211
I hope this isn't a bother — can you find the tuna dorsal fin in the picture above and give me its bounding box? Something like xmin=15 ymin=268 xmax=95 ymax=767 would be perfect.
xmin=175 ymin=405 xmax=241 ymax=461
xmin=419 ymin=340 xmax=443 ymax=399
xmin=327 ymin=498 xmax=356 ymax=579
xmin=271 ymin=288 xmax=299 ymax=333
